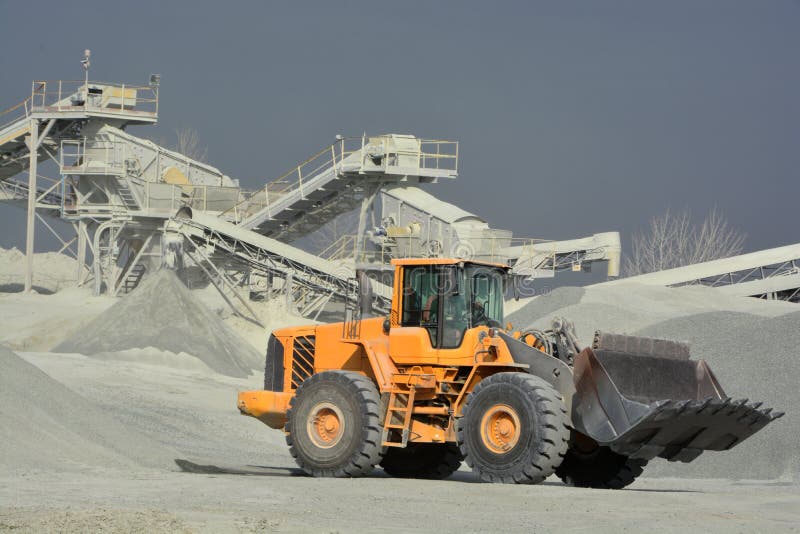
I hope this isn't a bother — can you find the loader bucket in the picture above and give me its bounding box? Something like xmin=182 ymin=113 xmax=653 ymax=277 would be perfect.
xmin=570 ymin=332 xmax=783 ymax=463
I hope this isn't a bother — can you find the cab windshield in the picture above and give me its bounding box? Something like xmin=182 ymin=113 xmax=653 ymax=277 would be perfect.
xmin=399 ymin=264 xmax=505 ymax=349
xmin=465 ymin=265 xmax=504 ymax=328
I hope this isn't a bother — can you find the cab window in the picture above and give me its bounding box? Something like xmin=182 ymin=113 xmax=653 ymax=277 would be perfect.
xmin=466 ymin=266 xmax=504 ymax=328
xmin=400 ymin=265 xmax=439 ymax=345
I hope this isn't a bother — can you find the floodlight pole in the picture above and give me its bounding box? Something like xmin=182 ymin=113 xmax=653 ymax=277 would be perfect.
xmin=81 ymin=49 xmax=91 ymax=101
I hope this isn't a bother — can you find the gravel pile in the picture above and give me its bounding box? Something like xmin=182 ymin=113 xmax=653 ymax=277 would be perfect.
xmin=55 ymin=269 xmax=261 ymax=378
xmin=508 ymin=283 xmax=799 ymax=480
xmin=0 ymin=345 xmax=175 ymax=474
xmin=0 ymin=247 xmax=78 ymax=294
xmin=635 ymin=310 xmax=799 ymax=480
xmin=507 ymin=287 xmax=585 ymax=329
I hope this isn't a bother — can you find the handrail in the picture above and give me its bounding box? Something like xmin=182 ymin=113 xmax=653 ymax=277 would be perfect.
xmin=29 ymin=79 xmax=158 ymax=118
xmin=220 ymin=137 xmax=358 ymax=224
xmin=60 ymin=138 xmax=128 ymax=176
xmin=0 ymin=95 xmax=31 ymax=131
xmin=320 ymin=234 xmax=358 ymax=260
xmin=321 ymin=233 xmax=558 ymax=267
xmin=221 ymin=134 xmax=458 ymax=226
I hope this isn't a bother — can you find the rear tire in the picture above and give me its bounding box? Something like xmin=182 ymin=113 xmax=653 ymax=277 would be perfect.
xmin=380 ymin=443 xmax=462 ymax=480
xmin=555 ymin=432 xmax=647 ymax=489
xmin=457 ymin=372 xmax=569 ymax=484
xmin=286 ymin=371 xmax=383 ymax=477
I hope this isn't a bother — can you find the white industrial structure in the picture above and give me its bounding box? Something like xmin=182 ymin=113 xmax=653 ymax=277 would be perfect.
xmin=1 ymin=71 xmax=627 ymax=318
xmin=603 ymin=244 xmax=800 ymax=303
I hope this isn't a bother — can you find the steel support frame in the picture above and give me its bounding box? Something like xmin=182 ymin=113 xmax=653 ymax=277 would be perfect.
xmin=175 ymin=219 xmax=390 ymax=316
xmin=670 ymin=259 xmax=800 ymax=298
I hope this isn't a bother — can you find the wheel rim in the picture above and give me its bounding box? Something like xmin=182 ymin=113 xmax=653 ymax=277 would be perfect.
xmin=480 ymin=403 xmax=522 ymax=454
xmin=307 ymin=402 xmax=345 ymax=449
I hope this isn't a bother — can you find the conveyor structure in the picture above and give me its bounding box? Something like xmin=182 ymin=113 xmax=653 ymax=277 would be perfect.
xmin=1 ymin=74 xmax=627 ymax=318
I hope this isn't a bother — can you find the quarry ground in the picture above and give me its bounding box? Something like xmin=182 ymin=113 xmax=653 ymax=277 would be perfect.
xmin=3 ymin=471 xmax=798 ymax=533
xmin=2 ymin=350 xmax=798 ymax=534
xmin=1 ymin=249 xmax=799 ymax=532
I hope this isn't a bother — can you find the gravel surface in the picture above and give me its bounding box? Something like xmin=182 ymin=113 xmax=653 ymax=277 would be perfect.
xmin=507 ymin=287 xmax=585 ymax=329
xmin=2 ymin=248 xmax=799 ymax=531
xmin=0 ymin=346 xmax=175 ymax=474
xmin=54 ymin=269 xmax=261 ymax=378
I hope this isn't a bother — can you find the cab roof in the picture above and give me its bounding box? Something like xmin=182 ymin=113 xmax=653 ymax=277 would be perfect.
xmin=390 ymin=257 xmax=509 ymax=270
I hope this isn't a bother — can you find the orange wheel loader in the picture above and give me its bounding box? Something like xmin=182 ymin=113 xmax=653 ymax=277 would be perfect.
xmin=237 ymin=258 xmax=783 ymax=488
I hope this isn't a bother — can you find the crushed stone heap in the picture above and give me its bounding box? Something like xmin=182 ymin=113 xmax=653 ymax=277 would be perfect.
xmin=55 ymin=269 xmax=262 ymax=378
xmin=508 ymin=284 xmax=799 ymax=481
xmin=0 ymin=346 xmax=175 ymax=473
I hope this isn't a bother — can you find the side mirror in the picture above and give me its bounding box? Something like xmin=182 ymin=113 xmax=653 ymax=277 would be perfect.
xmin=382 ymin=317 xmax=391 ymax=335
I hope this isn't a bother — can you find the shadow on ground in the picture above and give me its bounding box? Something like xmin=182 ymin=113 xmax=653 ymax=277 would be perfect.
xmin=174 ymin=459 xmax=697 ymax=492
xmin=174 ymin=459 xmax=304 ymax=477
xmin=0 ymin=283 xmax=55 ymax=294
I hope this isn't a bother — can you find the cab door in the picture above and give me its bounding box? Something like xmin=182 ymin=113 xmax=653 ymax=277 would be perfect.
xmin=388 ymin=264 xmax=441 ymax=364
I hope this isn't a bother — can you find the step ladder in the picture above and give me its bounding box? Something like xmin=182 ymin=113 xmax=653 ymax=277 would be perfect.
xmin=120 ymin=263 xmax=146 ymax=293
xmin=117 ymin=181 xmax=139 ymax=210
xmin=382 ymin=386 xmax=416 ymax=447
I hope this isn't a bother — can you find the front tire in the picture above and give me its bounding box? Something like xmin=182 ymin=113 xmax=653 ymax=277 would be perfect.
xmin=555 ymin=432 xmax=647 ymax=489
xmin=286 ymin=371 xmax=383 ymax=477
xmin=458 ymin=372 xmax=569 ymax=484
xmin=380 ymin=443 xmax=462 ymax=479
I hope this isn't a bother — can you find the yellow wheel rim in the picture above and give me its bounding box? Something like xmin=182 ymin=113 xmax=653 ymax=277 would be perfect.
xmin=307 ymin=402 xmax=345 ymax=449
xmin=480 ymin=403 xmax=522 ymax=454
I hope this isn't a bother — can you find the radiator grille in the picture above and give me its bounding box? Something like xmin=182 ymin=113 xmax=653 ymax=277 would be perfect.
xmin=291 ymin=335 xmax=316 ymax=388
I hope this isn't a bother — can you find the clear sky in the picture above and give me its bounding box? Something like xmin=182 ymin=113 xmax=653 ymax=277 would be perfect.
xmin=1 ymin=0 xmax=798 ymax=257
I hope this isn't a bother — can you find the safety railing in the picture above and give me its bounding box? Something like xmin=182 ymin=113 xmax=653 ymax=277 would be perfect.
xmin=60 ymin=138 xmax=130 ymax=176
xmin=222 ymin=134 xmax=458 ymax=225
xmin=318 ymin=234 xmax=359 ymax=261
xmin=320 ymin=233 xmax=559 ymax=272
xmin=0 ymin=95 xmax=31 ymax=132
xmin=57 ymin=169 xmax=239 ymax=216
xmin=141 ymin=181 xmax=240 ymax=214
xmin=419 ymin=139 xmax=458 ymax=173
xmin=30 ymin=80 xmax=158 ymax=118
xmin=222 ymin=137 xmax=362 ymax=224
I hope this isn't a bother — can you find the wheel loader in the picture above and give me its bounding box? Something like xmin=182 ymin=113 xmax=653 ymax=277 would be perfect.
xmin=238 ymin=258 xmax=783 ymax=488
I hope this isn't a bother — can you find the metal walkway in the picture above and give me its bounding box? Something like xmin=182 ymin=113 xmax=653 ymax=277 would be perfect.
xmin=0 ymin=80 xmax=158 ymax=182
xmin=225 ymin=135 xmax=458 ymax=242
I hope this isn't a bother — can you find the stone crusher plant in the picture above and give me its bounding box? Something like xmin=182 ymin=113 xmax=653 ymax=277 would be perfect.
xmin=238 ymin=258 xmax=783 ymax=488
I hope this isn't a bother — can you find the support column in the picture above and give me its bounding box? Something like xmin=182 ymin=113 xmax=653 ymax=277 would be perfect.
xmin=354 ymin=183 xmax=381 ymax=260
xmin=76 ymin=220 xmax=87 ymax=286
xmin=24 ymin=119 xmax=39 ymax=293
xmin=284 ymin=272 xmax=295 ymax=311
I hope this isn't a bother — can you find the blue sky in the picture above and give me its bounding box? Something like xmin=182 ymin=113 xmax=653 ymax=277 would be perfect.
xmin=1 ymin=0 xmax=798 ymax=256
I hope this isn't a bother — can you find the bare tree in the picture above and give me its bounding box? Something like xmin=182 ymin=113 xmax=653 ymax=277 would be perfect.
xmin=174 ymin=128 xmax=208 ymax=163
xmin=623 ymin=208 xmax=745 ymax=277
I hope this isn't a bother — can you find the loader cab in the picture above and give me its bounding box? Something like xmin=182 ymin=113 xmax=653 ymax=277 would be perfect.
xmin=393 ymin=259 xmax=507 ymax=354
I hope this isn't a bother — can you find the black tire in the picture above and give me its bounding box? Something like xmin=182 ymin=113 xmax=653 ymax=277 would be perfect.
xmin=555 ymin=432 xmax=647 ymax=489
xmin=457 ymin=372 xmax=569 ymax=484
xmin=380 ymin=443 xmax=462 ymax=480
xmin=286 ymin=371 xmax=383 ymax=477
